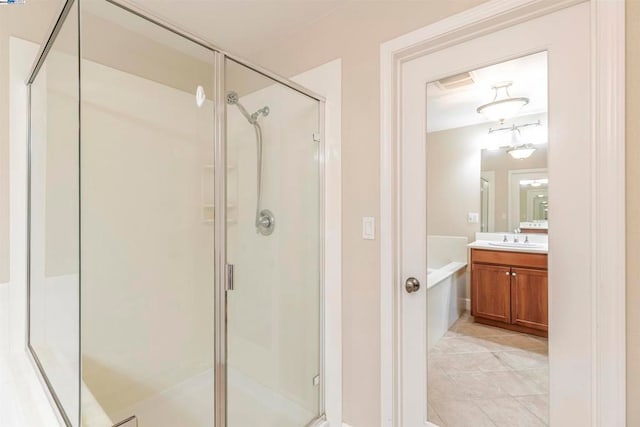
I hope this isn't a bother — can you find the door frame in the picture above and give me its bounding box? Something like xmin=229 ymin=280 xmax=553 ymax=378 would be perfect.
xmin=379 ymin=0 xmax=625 ymax=426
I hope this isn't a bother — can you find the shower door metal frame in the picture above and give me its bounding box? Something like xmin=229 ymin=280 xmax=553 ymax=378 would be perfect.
xmin=24 ymin=1 xmax=328 ymax=426
xmin=213 ymin=50 xmax=228 ymax=427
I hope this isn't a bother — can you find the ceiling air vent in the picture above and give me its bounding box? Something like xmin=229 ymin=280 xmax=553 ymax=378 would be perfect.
xmin=435 ymin=71 xmax=475 ymax=90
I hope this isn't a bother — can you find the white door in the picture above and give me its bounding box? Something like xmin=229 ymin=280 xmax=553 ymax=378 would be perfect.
xmin=399 ymin=4 xmax=590 ymax=426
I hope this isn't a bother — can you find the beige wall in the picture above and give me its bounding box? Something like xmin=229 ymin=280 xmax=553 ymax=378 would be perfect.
xmin=627 ymin=1 xmax=640 ymax=425
xmin=426 ymin=126 xmax=481 ymax=243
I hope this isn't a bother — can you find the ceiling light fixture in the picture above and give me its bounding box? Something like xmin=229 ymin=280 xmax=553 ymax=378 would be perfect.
xmin=477 ymin=82 xmax=529 ymax=123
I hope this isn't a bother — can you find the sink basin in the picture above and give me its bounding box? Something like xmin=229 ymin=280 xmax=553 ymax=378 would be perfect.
xmin=488 ymin=242 xmax=546 ymax=249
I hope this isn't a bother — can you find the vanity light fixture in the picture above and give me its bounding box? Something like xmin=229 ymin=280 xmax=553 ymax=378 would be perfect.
xmin=520 ymin=178 xmax=548 ymax=187
xmin=507 ymin=145 xmax=536 ymax=159
xmin=477 ymin=82 xmax=529 ymax=123
xmin=487 ymin=120 xmax=541 ymax=159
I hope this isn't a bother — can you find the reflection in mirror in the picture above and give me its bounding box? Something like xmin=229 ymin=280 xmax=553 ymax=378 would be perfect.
xmin=481 ymin=144 xmax=548 ymax=233
xmin=519 ymin=177 xmax=548 ymax=220
xmin=507 ymin=169 xmax=548 ymax=232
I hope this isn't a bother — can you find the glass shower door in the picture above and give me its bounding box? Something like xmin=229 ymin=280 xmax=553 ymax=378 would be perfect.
xmin=224 ymin=59 xmax=322 ymax=427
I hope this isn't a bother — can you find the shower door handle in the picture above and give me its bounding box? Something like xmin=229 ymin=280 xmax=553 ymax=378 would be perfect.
xmin=405 ymin=277 xmax=420 ymax=293
xmin=226 ymin=264 xmax=235 ymax=291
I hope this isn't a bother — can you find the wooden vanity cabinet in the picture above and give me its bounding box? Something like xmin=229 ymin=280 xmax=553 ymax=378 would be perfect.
xmin=471 ymin=249 xmax=548 ymax=337
xmin=472 ymin=264 xmax=512 ymax=324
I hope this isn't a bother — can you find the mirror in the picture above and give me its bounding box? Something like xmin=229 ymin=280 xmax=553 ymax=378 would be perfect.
xmin=513 ymin=169 xmax=548 ymax=232
xmin=425 ymin=51 xmax=548 ymax=239
xmin=481 ymin=146 xmax=548 ymax=233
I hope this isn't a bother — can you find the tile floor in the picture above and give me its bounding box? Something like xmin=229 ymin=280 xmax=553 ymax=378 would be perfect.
xmin=427 ymin=312 xmax=548 ymax=427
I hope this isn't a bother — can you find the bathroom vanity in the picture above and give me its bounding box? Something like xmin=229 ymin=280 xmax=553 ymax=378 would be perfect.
xmin=468 ymin=242 xmax=548 ymax=337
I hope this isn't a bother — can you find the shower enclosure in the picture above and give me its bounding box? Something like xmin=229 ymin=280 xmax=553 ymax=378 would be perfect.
xmin=25 ymin=1 xmax=325 ymax=426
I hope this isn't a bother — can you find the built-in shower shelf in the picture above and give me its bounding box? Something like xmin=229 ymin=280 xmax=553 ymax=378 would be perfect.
xmin=203 ymin=206 xmax=214 ymax=222
xmin=202 ymin=204 xmax=238 ymax=224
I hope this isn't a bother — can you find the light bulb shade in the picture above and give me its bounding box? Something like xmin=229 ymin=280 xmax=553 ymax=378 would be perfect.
xmin=477 ymin=97 xmax=529 ymax=122
xmin=508 ymin=145 xmax=536 ymax=159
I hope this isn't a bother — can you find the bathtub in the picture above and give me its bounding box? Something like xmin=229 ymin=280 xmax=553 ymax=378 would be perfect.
xmin=427 ymin=236 xmax=468 ymax=351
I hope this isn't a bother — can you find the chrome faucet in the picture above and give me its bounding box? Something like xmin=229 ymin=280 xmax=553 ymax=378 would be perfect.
xmin=513 ymin=228 xmax=521 ymax=243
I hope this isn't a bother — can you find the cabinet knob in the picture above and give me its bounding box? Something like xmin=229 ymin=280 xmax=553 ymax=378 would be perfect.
xmin=512 ymin=272 xmax=517 ymax=276
xmin=505 ymin=271 xmax=510 ymax=276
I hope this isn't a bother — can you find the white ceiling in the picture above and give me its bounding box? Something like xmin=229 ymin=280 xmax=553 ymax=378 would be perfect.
xmin=129 ymin=0 xmax=348 ymax=57
xmin=426 ymin=51 xmax=548 ymax=133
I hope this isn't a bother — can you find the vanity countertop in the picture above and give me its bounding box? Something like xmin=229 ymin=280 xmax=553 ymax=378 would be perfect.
xmin=468 ymin=240 xmax=548 ymax=255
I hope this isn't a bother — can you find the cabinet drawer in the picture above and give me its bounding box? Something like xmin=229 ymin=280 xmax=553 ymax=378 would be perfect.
xmin=471 ymin=249 xmax=547 ymax=269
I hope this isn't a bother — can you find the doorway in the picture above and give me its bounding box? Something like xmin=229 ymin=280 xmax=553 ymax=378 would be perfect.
xmin=380 ymin=1 xmax=626 ymax=426
xmin=425 ymin=52 xmax=550 ymax=426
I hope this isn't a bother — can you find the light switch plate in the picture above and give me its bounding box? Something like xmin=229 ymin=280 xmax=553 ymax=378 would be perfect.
xmin=468 ymin=212 xmax=480 ymax=224
xmin=362 ymin=217 xmax=375 ymax=240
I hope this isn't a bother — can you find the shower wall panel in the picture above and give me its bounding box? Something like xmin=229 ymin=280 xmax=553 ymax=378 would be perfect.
xmin=80 ymin=58 xmax=215 ymax=417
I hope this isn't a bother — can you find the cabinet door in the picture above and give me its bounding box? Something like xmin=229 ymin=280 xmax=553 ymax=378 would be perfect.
xmin=472 ymin=263 xmax=512 ymax=323
xmin=511 ymin=267 xmax=548 ymax=331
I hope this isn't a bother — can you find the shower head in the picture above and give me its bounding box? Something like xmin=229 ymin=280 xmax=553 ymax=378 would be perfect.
xmin=227 ymin=89 xmax=270 ymax=125
xmin=226 ymin=91 xmax=239 ymax=105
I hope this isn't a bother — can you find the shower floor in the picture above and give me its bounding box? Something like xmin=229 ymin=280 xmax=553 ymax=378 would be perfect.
xmin=110 ymin=368 xmax=315 ymax=427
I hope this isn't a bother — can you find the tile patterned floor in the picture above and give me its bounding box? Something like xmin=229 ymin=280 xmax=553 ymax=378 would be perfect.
xmin=427 ymin=313 xmax=548 ymax=427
